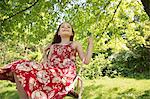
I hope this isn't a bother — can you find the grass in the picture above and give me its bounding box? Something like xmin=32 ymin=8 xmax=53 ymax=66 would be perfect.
xmin=0 ymin=81 xmax=19 ymax=99
xmin=0 ymin=77 xmax=150 ymax=99
xmin=82 ymin=77 xmax=150 ymax=99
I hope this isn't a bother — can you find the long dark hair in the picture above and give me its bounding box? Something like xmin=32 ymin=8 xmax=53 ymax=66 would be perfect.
xmin=51 ymin=22 xmax=75 ymax=44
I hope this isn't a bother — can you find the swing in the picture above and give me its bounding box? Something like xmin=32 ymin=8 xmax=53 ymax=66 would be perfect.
xmin=66 ymin=15 xmax=94 ymax=99
xmin=66 ymin=59 xmax=84 ymax=99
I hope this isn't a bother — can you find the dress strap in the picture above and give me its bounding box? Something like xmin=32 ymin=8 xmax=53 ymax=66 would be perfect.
xmin=68 ymin=41 xmax=73 ymax=45
xmin=45 ymin=44 xmax=52 ymax=51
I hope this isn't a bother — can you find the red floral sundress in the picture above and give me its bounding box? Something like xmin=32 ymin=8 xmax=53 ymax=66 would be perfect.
xmin=0 ymin=43 xmax=77 ymax=99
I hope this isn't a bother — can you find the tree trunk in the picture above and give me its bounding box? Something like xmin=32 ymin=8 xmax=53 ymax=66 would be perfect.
xmin=141 ymin=0 xmax=150 ymax=18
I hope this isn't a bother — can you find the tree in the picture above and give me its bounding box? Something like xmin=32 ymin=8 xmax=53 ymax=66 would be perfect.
xmin=141 ymin=0 xmax=150 ymax=18
xmin=0 ymin=0 xmax=149 ymax=79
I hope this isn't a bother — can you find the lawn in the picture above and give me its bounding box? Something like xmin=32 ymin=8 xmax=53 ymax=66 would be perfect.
xmin=81 ymin=77 xmax=150 ymax=99
xmin=0 ymin=77 xmax=150 ymax=99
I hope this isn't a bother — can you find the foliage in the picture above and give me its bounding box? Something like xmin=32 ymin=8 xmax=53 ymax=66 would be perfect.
xmin=111 ymin=44 xmax=150 ymax=78
xmin=81 ymin=54 xmax=111 ymax=79
xmin=0 ymin=0 xmax=150 ymax=79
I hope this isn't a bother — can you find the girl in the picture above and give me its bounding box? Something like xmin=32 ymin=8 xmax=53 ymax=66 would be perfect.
xmin=0 ymin=22 xmax=93 ymax=99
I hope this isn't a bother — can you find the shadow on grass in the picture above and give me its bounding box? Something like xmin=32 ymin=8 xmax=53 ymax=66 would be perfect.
xmin=117 ymin=88 xmax=150 ymax=99
xmin=82 ymin=83 xmax=150 ymax=99
xmin=82 ymin=83 xmax=122 ymax=99
xmin=0 ymin=90 xmax=19 ymax=99
xmin=82 ymin=84 xmax=104 ymax=99
xmin=137 ymin=90 xmax=150 ymax=99
xmin=117 ymin=88 xmax=136 ymax=99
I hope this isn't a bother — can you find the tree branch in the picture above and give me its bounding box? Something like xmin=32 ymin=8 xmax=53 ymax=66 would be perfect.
xmin=1 ymin=0 xmax=39 ymax=23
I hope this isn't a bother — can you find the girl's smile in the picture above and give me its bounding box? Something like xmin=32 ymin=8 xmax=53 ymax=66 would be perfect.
xmin=58 ymin=22 xmax=73 ymax=36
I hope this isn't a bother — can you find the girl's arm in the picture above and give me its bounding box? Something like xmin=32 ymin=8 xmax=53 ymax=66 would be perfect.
xmin=76 ymin=36 xmax=94 ymax=64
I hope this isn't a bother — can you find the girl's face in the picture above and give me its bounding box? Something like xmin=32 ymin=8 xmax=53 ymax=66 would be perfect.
xmin=58 ymin=22 xmax=73 ymax=37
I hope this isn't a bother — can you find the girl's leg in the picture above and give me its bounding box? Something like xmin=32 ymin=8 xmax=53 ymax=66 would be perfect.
xmin=14 ymin=73 xmax=29 ymax=99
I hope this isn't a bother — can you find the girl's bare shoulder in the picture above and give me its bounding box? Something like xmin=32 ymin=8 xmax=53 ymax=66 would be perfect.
xmin=71 ymin=41 xmax=82 ymax=49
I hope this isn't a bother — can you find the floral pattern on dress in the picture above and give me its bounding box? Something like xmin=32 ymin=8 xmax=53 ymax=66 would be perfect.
xmin=1 ymin=43 xmax=77 ymax=99
xmin=31 ymin=90 xmax=47 ymax=99
xmin=36 ymin=70 xmax=50 ymax=84
xmin=16 ymin=62 xmax=32 ymax=72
